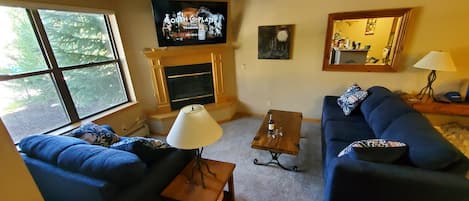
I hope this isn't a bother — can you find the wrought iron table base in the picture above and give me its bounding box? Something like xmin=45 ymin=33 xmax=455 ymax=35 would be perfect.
xmin=253 ymin=151 xmax=298 ymax=172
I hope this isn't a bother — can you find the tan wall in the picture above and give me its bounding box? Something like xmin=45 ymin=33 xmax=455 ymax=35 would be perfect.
xmin=233 ymin=0 xmax=469 ymax=119
xmin=0 ymin=120 xmax=43 ymax=201
xmin=3 ymin=0 xmax=468 ymax=123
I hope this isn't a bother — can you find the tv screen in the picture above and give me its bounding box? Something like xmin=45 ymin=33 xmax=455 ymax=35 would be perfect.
xmin=151 ymin=0 xmax=228 ymax=47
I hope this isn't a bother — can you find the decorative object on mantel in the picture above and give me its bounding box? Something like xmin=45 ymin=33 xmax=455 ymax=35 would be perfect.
xmin=167 ymin=104 xmax=223 ymax=188
xmin=258 ymin=24 xmax=294 ymax=59
xmin=413 ymin=50 xmax=456 ymax=100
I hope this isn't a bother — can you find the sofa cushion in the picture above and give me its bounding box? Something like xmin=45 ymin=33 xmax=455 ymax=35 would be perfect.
xmin=69 ymin=123 xmax=120 ymax=147
xmin=338 ymin=139 xmax=407 ymax=163
xmin=360 ymin=86 xmax=394 ymax=121
xmin=19 ymin=135 xmax=88 ymax=165
xmin=324 ymin=121 xmax=375 ymax=142
xmin=322 ymin=96 xmax=365 ymax=126
xmin=110 ymin=137 xmax=175 ymax=165
xmin=58 ymin=144 xmax=146 ymax=185
xmin=382 ymin=113 xmax=462 ymax=170
xmin=324 ymin=140 xmax=350 ymax=171
xmin=366 ymin=95 xmax=415 ymax=137
xmin=337 ymin=84 xmax=368 ymax=115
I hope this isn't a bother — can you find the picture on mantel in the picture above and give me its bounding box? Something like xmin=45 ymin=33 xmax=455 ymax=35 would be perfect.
xmin=258 ymin=24 xmax=293 ymax=59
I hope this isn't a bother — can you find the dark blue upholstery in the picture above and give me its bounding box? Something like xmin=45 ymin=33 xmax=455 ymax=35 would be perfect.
xmin=22 ymin=154 xmax=118 ymax=201
xmin=382 ymin=113 xmax=462 ymax=170
xmin=366 ymin=95 xmax=416 ymax=137
xmin=19 ymin=135 xmax=88 ymax=164
xmin=323 ymin=140 xmax=350 ymax=177
xmin=58 ymin=144 xmax=146 ymax=185
xmin=20 ymin=134 xmax=195 ymax=201
xmin=325 ymin=157 xmax=469 ymax=201
xmin=321 ymin=96 xmax=365 ymax=127
xmin=360 ymin=86 xmax=393 ymax=121
xmin=321 ymin=86 xmax=469 ymax=201
xmin=323 ymin=121 xmax=374 ymax=142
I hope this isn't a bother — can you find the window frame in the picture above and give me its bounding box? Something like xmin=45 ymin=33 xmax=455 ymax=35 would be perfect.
xmin=0 ymin=6 xmax=130 ymax=135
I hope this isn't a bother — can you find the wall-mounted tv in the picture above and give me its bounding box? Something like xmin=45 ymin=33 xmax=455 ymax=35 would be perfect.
xmin=151 ymin=0 xmax=228 ymax=47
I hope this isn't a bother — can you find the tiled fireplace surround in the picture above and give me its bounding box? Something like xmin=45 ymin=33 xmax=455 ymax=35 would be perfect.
xmin=144 ymin=46 xmax=236 ymax=135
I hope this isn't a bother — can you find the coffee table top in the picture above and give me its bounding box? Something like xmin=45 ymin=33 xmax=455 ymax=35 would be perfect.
xmin=161 ymin=158 xmax=235 ymax=201
xmin=251 ymin=109 xmax=303 ymax=155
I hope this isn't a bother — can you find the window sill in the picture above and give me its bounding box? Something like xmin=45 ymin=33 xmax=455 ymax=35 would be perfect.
xmin=49 ymin=101 xmax=139 ymax=136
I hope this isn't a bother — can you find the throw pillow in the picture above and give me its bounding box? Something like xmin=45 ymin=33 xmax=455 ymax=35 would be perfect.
xmin=338 ymin=139 xmax=407 ymax=163
xmin=337 ymin=83 xmax=368 ymax=115
xmin=110 ymin=137 xmax=174 ymax=164
xmin=69 ymin=123 xmax=120 ymax=147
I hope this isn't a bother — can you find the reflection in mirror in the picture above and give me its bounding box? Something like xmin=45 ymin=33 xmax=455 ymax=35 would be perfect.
xmin=323 ymin=8 xmax=412 ymax=72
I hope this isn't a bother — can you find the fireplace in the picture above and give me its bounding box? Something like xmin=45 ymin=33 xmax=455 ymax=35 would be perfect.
xmin=144 ymin=47 xmax=230 ymax=114
xmin=164 ymin=63 xmax=215 ymax=110
xmin=144 ymin=47 xmax=237 ymax=135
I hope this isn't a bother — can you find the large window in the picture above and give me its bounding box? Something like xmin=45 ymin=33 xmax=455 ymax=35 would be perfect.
xmin=0 ymin=6 xmax=129 ymax=142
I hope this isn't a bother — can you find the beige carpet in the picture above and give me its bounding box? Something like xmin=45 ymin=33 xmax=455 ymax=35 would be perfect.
xmin=435 ymin=122 xmax=469 ymax=158
xmin=204 ymin=116 xmax=324 ymax=201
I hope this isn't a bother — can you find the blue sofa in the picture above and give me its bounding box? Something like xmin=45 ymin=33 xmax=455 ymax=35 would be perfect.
xmin=19 ymin=134 xmax=194 ymax=201
xmin=321 ymin=86 xmax=469 ymax=201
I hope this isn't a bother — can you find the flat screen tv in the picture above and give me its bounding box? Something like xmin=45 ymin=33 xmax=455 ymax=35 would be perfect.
xmin=151 ymin=0 xmax=228 ymax=47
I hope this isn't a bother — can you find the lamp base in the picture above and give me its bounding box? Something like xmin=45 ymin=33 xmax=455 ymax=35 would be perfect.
xmin=417 ymin=70 xmax=437 ymax=100
xmin=187 ymin=147 xmax=216 ymax=188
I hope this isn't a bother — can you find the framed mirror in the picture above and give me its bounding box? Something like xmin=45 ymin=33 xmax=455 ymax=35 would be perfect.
xmin=322 ymin=8 xmax=412 ymax=72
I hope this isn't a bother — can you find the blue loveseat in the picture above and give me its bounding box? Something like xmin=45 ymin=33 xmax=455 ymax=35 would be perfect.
xmin=321 ymin=86 xmax=469 ymax=201
xmin=20 ymin=134 xmax=194 ymax=201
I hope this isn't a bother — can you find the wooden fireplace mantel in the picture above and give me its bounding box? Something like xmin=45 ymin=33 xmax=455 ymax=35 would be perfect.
xmin=143 ymin=46 xmax=229 ymax=114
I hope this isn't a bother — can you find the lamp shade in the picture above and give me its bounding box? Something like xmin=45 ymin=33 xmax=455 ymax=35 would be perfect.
xmin=413 ymin=51 xmax=456 ymax=72
xmin=167 ymin=104 xmax=223 ymax=150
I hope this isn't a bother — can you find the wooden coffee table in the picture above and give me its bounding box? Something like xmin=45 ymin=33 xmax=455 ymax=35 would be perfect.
xmin=161 ymin=158 xmax=235 ymax=201
xmin=251 ymin=109 xmax=302 ymax=171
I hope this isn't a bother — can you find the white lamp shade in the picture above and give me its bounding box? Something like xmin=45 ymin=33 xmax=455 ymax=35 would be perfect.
xmin=413 ymin=51 xmax=456 ymax=72
xmin=167 ymin=104 xmax=223 ymax=149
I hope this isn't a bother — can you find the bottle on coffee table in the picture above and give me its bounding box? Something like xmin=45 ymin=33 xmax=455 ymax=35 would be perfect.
xmin=268 ymin=112 xmax=275 ymax=135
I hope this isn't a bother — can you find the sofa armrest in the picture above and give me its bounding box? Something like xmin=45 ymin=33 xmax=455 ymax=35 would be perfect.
xmin=22 ymin=154 xmax=118 ymax=201
xmin=325 ymin=157 xmax=469 ymax=201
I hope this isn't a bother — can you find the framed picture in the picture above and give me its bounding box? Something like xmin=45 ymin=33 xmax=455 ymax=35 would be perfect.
xmin=258 ymin=24 xmax=294 ymax=59
xmin=365 ymin=18 xmax=377 ymax=35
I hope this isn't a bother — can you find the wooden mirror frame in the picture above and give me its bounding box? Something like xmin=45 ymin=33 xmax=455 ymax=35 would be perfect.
xmin=322 ymin=8 xmax=412 ymax=72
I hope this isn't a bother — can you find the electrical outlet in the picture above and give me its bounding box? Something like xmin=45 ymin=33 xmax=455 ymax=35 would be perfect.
xmin=266 ymin=100 xmax=272 ymax=107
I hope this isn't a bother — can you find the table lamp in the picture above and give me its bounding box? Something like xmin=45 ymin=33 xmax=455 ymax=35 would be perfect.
xmin=413 ymin=50 xmax=456 ymax=100
xmin=166 ymin=104 xmax=223 ymax=188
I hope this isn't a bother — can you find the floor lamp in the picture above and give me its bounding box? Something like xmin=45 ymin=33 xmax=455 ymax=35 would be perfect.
xmin=413 ymin=51 xmax=456 ymax=100
xmin=166 ymin=104 xmax=223 ymax=188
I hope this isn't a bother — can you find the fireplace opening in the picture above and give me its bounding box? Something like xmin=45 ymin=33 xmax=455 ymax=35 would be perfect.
xmin=164 ymin=63 xmax=215 ymax=110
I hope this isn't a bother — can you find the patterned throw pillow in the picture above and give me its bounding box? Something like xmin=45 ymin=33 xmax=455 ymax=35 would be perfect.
xmin=337 ymin=84 xmax=368 ymax=115
xmin=338 ymin=139 xmax=407 ymax=163
xmin=69 ymin=123 xmax=120 ymax=147
xmin=110 ymin=137 xmax=174 ymax=165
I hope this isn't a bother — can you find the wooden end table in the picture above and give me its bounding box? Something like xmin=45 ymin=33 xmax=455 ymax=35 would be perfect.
xmin=251 ymin=109 xmax=303 ymax=171
xmin=401 ymin=94 xmax=469 ymax=116
xmin=161 ymin=158 xmax=235 ymax=201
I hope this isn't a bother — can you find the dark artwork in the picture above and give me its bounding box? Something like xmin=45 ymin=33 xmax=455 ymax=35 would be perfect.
xmin=258 ymin=25 xmax=293 ymax=59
